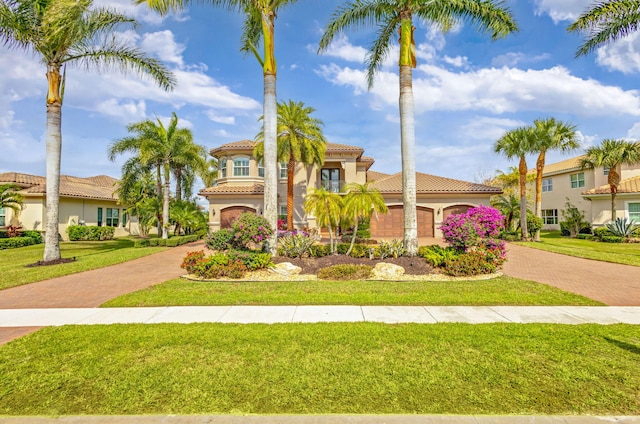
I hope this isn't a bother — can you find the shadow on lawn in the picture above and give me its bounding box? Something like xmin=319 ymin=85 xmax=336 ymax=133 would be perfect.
xmin=604 ymin=336 xmax=640 ymax=356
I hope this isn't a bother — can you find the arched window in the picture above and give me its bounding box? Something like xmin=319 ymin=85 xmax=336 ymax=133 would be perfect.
xmin=233 ymin=157 xmax=250 ymax=176
xmin=220 ymin=157 xmax=227 ymax=178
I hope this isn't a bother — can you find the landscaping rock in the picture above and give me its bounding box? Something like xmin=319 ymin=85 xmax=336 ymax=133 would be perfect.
xmin=270 ymin=262 xmax=302 ymax=276
xmin=371 ymin=262 xmax=405 ymax=280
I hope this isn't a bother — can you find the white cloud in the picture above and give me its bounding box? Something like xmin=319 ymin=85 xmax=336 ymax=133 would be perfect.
xmin=93 ymin=99 xmax=147 ymax=122
xmin=491 ymin=52 xmax=550 ymax=67
xmin=596 ymin=32 xmax=640 ymax=74
xmin=460 ymin=117 xmax=527 ymax=140
xmin=576 ymin=131 xmax=598 ymax=148
xmin=94 ymin=0 xmax=188 ymax=26
xmin=626 ymin=123 xmax=640 ymax=139
xmin=318 ymin=62 xmax=640 ymax=117
xmin=532 ymin=0 xmax=585 ymax=24
xmin=206 ymin=111 xmax=236 ymax=125
xmin=140 ymin=31 xmax=185 ymax=67
xmin=314 ymin=34 xmax=367 ymax=63
xmin=443 ymin=55 xmax=469 ymax=68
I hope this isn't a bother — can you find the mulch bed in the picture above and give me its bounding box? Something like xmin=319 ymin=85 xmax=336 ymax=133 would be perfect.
xmin=272 ymin=255 xmax=435 ymax=275
xmin=25 ymin=257 xmax=77 ymax=268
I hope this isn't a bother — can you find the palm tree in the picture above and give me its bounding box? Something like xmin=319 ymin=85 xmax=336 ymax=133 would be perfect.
xmin=0 ymin=0 xmax=174 ymax=262
xmin=568 ymin=1 xmax=640 ymax=57
xmin=0 ymin=184 xmax=25 ymax=225
xmin=255 ymin=100 xmax=327 ymax=231
xmin=491 ymin=193 xmax=519 ymax=232
xmin=141 ymin=0 xmax=299 ymax=253
xmin=319 ymin=0 xmax=516 ymax=256
xmin=109 ymin=113 xmax=200 ymax=239
xmin=495 ymin=126 xmax=536 ymax=240
xmin=303 ymin=187 xmax=343 ymax=254
xmin=342 ymin=182 xmax=387 ymax=256
xmin=530 ymin=118 xmax=580 ymax=241
xmin=579 ymin=139 xmax=640 ymax=220
xmin=170 ymin=199 xmax=207 ymax=235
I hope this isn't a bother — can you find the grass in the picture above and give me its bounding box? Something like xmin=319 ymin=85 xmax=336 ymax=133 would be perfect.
xmin=0 ymin=323 xmax=638 ymax=415
xmin=102 ymin=276 xmax=601 ymax=307
xmin=515 ymin=231 xmax=640 ymax=267
xmin=0 ymin=238 xmax=168 ymax=290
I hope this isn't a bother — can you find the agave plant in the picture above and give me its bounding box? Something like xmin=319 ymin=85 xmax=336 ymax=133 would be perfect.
xmin=606 ymin=218 xmax=640 ymax=238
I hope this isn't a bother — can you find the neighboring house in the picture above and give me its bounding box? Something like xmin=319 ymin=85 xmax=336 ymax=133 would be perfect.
xmin=198 ymin=140 xmax=501 ymax=238
xmin=0 ymin=172 xmax=139 ymax=240
xmin=536 ymin=156 xmax=640 ymax=229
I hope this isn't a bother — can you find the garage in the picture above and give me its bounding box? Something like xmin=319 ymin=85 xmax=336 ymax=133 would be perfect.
xmin=370 ymin=205 xmax=434 ymax=238
xmin=442 ymin=204 xmax=473 ymax=221
xmin=220 ymin=206 xmax=256 ymax=228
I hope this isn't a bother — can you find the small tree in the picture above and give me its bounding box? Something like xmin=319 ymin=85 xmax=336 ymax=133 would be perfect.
xmin=342 ymin=182 xmax=387 ymax=256
xmin=0 ymin=184 xmax=25 ymax=223
xmin=560 ymin=199 xmax=586 ymax=237
xmin=304 ymin=187 xmax=343 ymax=253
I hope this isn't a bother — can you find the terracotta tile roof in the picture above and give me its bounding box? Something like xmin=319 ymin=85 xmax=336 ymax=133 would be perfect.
xmin=325 ymin=143 xmax=364 ymax=154
xmin=0 ymin=172 xmax=46 ymax=186
xmin=209 ymin=140 xmax=365 ymax=157
xmin=539 ymin=155 xmax=585 ymax=175
xmin=21 ymin=177 xmax=119 ymax=201
xmin=371 ymin=172 xmax=502 ymax=194
xmin=367 ymin=170 xmax=391 ymax=182
xmin=583 ymin=175 xmax=640 ymax=195
xmin=199 ymin=184 xmax=265 ymax=195
xmin=359 ymin=156 xmax=374 ymax=163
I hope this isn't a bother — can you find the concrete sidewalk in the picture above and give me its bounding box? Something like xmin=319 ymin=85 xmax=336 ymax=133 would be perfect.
xmin=0 ymin=414 xmax=639 ymax=423
xmin=1 ymin=305 xmax=639 ymax=327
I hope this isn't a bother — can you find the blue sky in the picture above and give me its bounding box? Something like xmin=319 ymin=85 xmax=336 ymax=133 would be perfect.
xmin=3 ymin=0 xmax=640 ymax=187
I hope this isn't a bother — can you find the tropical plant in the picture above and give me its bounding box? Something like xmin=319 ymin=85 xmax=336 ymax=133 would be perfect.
xmin=560 ymin=198 xmax=587 ymax=237
xmin=319 ymin=0 xmax=516 ymax=256
xmin=303 ymin=187 xmax=343 ymax=254
xmin=606 ymin=217 xmax=640 ymax=238
xmin=278 ymin=232 xmax=315 ymax=258
xmin=135 ymin=197 xmax=161 ymax=238
xmin=342 ymin=182 xmax=388 ymax=256
xmin=529 ymin=118 xmax=580 ymax=240
xmin=579 ymin=139 xmax=640 ymax=220
xmin=0 ymin=184 xmax=24 ymax=222
xmin=170 ymin=200 xmax=207 ymax=235
xmin=230 ymin=212 xmax=273 ymax=250
xmin=495 ymin=126 xmax=535 ymax=240
xmin=109 ymin=113 xmax=203 ymax=239
xmin=141 ymin=0 xmax=300 ymax=254
xmin=0 ymin=0 xmax=174 ymax=261
xmin=491 ymin=194 xmax=519 ymax=231
xmin=255 ymin=100 xmax=327 ymax=231
xmin=568 ymin=0 xmax=640 ymax=57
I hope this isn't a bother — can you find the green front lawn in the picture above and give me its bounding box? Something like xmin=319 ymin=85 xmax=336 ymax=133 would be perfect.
xmin=516 ymin=231 xmax=640 ymax=267
xmin=1 ymin=323 xmax=638 ymax=415
xmin=103 ymin=276 xmax=601 ymax=307
xmin=0 ymin=239 xmax=167 ymax=290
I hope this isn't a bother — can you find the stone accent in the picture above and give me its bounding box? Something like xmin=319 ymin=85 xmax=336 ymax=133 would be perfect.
xmin=270 ymin=262 xmax=302 ymax=276
xmin=371 ymin=262 xmax=405 ymax=280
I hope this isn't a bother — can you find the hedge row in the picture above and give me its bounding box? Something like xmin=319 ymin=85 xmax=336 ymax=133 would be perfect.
xmin=134 ymin=234 xmax=201 ymax=248
xmin=67 ymin=225 xmax=115 ymax=241
xmin=0 ymin=236 xmax=37 ymax=249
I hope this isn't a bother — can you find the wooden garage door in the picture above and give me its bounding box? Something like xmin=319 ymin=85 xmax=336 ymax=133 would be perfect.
xmin=220 ymin=206 xmax=256 ymax=228
xmin=443 ymin=205 xmax=473 ymax=221
xmin=370 ymin=205 xmax=434 ymax=238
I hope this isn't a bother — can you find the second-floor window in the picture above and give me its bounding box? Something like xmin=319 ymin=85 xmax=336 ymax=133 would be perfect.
xmin=542 ymin=178 xmax=552 ymax=192
xmin=233 ymin=158 xmax=250 ymax=176
xmin=220 ymin=158 xmax=227 ymax=178
xmin=279 ymin=162 xmax=287 ymax=179
xmin=258 ymin=161 xmax=264 ymax=178
xmin=321 ymin=168 xmax=341 ymax=192
xmin=570 ymin=172 xmax=585 ymax=189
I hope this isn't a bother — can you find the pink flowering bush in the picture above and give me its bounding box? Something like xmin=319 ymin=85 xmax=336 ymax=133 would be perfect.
xmin=231 ymin=212 xmax=273 ymax=250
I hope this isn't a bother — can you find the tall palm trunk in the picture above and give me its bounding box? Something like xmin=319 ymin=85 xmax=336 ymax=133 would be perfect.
xmin=609 ymin=168 xmax=620 ymax=220
xmin=43 ymin=64 xmax=63 ymax=262
xmin=175 ymin=167 xmax=182 ymax=202
xmin=162 ymin=162 xmax=170 ymax=239
xmin=346 ymin=218 xmax=359 ymax=256
xmin=518 ymin=155 xmax=528 ymax=240
xmin=287 ymin=154 xmax=295 ymax=231
xmin=156 ymin=163 xmax=163 ymax=237
xmin=534 ymin=150 xmax=546 ymax=242
xmin=262 ymin=9 xmax=278 ymax=254
xmin=399 ymin=14 xmax=417 ymax=256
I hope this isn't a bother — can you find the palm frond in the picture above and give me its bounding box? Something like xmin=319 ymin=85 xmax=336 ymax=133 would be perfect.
xmin=365 ymin=18 xmax=398 ymax=89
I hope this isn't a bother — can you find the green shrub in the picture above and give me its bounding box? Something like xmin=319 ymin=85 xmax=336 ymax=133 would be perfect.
xmin=443 ymin=251 xmax=497 ymax=276
xmin=21 ymin=230 xmax=43 ymax=244
xmin=377 ymin=239 xmax=405 ymax=259
xmin=279 ymin=233 xmax=315 ymax=258
xmin=309 ymin=244 xmax=331 ymax=257
xmin=317 ymin=264 xmax=373 ymax=280
xmin=166 ymin=238 xmax=180 ymax=247
xmin=499 ymin=231 xmax=520 ymax=241
xmin=206 ymin=229 xmax=234 ymax=251
xmin=66 ymin=225 xmax=115 ymax=241
xmin=593 ymin=227 xmax=613 ymax=240
xmin=181 ymin=250 xmax=206 ymax=274
xmin=601 ymin=235 xmax=624 ymax=243
xmin=419 ymin=245 xmax=460 ymax=267
xmin=606 ymin=217 xmax=640 ymax=238
xmin=526 ymin=212 xmax=543 ymax=238
xmin=230 ymin=212 xmax=273 ymax=250
xmin=575 ymin=234 xmax=595 ymax=240
xmin=187 ymin=252 xmax=248 ymax=279
xmin=0 ymin=236 xmax=36 ymax=249
xmin=226 ymin=250 xmax=273 ymax=271
xmin=134 ymin=239 xmax=150 ymax=248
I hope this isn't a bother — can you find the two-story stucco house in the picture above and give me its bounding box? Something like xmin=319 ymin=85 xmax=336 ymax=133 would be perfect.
xmin=537 ymin=156 xmax=640 ymax=229
xmin=198 ymin=140 xmax=502 ymax=238
xmin=0 ymin=172 xmax=139 ymax=240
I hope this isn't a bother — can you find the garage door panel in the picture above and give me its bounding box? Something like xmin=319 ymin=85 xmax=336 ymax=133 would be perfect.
xmin=443 ymin=205 xmax=472 ymax=221
xmin=371 ymin=205 xmax=433 ymax=238
xmin=220 ymin=206 xmax=256 ymax=228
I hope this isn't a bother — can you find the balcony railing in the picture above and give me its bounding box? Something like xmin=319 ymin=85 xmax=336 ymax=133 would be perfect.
xmin=317 ymin=180 xmax=345 ymax=193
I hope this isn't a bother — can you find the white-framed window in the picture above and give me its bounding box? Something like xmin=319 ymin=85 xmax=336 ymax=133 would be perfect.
xmin=628 ymin=203 xmax=640 ymax=223
xmin=97 ymin=207 xmax=103 ymax=226
xmin=279 ymin=205 xmax=287 ymax=220
xmin=219 ymin=157 xmax=227 ymax=178
xmin=570 ymin=172 xmax=585 ymax=189
xmin=542 ymin=209 xmax=558 ymax=225
xmin=603 ymin=166 xmax=610 ymax=176
xmin=258 ymin=161 xmax=264 ymax=178
xmin=542 ymin=178 xmax=553 ymax=193
xmin=0 ymin=207 xmax=5 ymax=227
xmin=106 ymin=208 xmax=119 ymax=227
xmin=233 ymin=157 xmax=250 ymax=176
xmin=279 ymin=162 xmax=287 ymax=179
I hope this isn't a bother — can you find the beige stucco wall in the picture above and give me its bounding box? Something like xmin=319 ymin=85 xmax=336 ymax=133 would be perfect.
xmin=540 ymin=169 xmax=595 ymax=230
xmin=587 ymin=194 xmax=640 ymax=227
